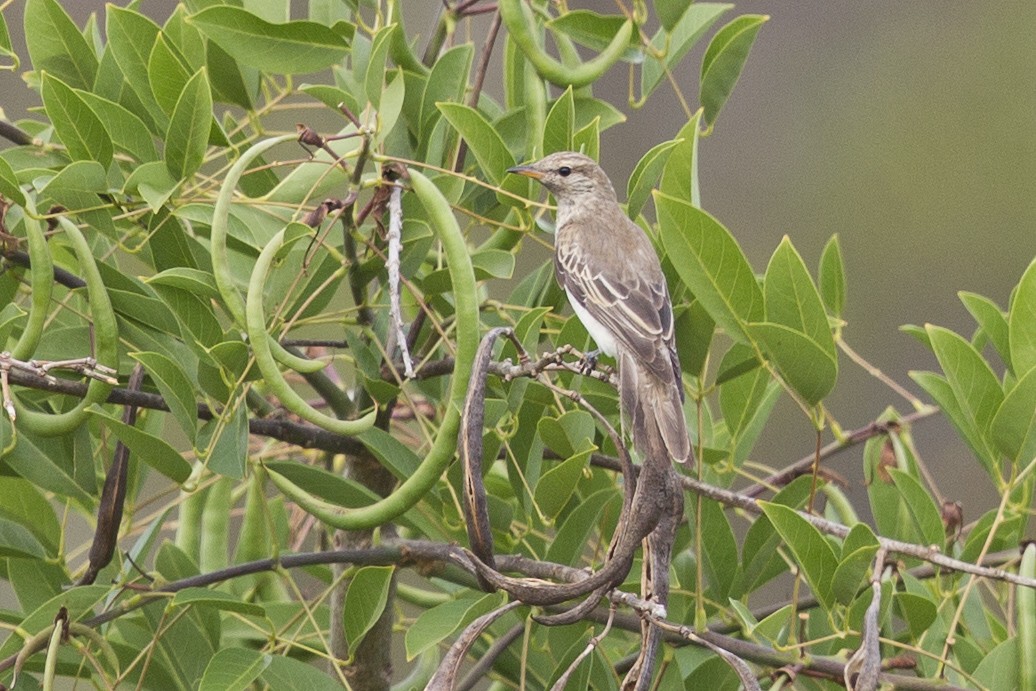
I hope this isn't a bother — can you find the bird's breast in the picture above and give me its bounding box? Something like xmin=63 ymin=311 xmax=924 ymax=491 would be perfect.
xmin=567 ymin=288 xmax=618 ymax=357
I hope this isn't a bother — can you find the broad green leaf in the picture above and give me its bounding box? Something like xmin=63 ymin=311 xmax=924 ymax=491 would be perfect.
xmin=547 ymin=11 xmax=639 ymax=60
xmin=736 ymin=476 xmax=812 ymax=597
xmin=363 ymin=26 xmax=393 ymax=107
xmin=911 ymin=370 xmax=997 ymax=477
xmin=1009 ymin=258 xmax=1036 ymax=377
xmin=756 ymin=236 xmax=837 ymax=404
xmin=405 ymin=593 xmax=502 ymax=660
xmin=0 ymin=418 xmax=94 ymax=506
xmin=0 ymin=477 xmax=60 ymax=554
xmin=41 ymin=73 xmax=113 ymax=166
xmin=420 ymin=44 xmax=473 ymax=139
xmin=87 ymin=406 xmax=192 ymax=483
xmin=106 ymin=7 xmax=168 ymax=130
xmin=165 ymin=68 xmax=213 ymax=180
xmin=264 ymin=461 xmax=380 ymax=508
xmin=343 ymin=566 xmax=395 ymax=659
xmin=130 ymin=351 xmax=199 ymax=442
xmin=74 ymin=89 xmax=159 ymax=162
xmin=0 ymin=12 xmax=15 ymax=69
xmin=572 ymin=115 xmax=600 ymax=160
xmin=260 ymin=654 xmax=343 ymax=691
xmin=658 ymin=113 xmax=702 ymax=207
xmin=972 ymin=637 xmax=1017 ymax=690
xmin=171 ymin=587 xmax=266 ymax=617
xmin=818 ymin=234 xmax=846 ymax=318
xmin=655 ymin=191 xmax=763 ymax=343
xmin=696 ymin=497 xmax=739 ymax=600
xmin=991 ymin=366 xmax=1036 ymax=465
xmin=544 ymin=87 xmax=575 ymax=155
xmin=199 ymin=648 xmax=271 ymax=691
xmin=927 ymin=324 xmax=1003 ymax=445
xmin=189 ymin=6 xmax=350 ymax=74
xmin=534 ymin=448 xmax=593 ymax=520
xmin=894 ymin=592 xmax=938 ymax=638
xmin=358 ymin=426 xmax=421 ymax=479
xmin=759 ymin=501 xmax=837 ymax=608
xmin=655 ymin=0 xmax=695 ymax=33
xmin=0 ymin=155 xmax=25 ymax=205
xmin=832 ymin=544 xmax=877 ymax=606
xmin=627 ymin=138 xmax=682 ymax=219
xmin=198 ymin=396 xmax=248 ymax=478
xmin=207 ymin=40 xmax=259 ymax=110
xmin=537 ymin=410 xmax=595 ymax=458
xmin=0 ymin=517 xmax=46 ymax=559
xmin=700 ymin=15 xmax=768 ymax=127
xmin=546 ymin=488 xmax=621 ymax=566
xmin=889 ymin=468 xmax=944 ymax=548
xmin=675 ymin=299 xmax=715 ymax=378
xmin=24 ymin=0 xmax=98 ymax=88
xmin=959 ymin=291 xmax=1011 ymax=372
xmin=0 ymin=585 xmax=110 ymax=660
xmin=437 ymin=102 xmax=528 ymax=205
xmin=126 ymin=160 xmax=180 ymax=212
xmin=719 ymin=342 xmax=780 ymax=460
xmin=641 ymin=3 xmax=731 ymax=102
xmin=149 ymin=33 xmax=193 ymax=114
xmin=763 ymin=236 xmax=836 ymax=361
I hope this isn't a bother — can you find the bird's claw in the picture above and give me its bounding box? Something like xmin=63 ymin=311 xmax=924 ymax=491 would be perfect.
xmin=578 ymin=349 xmax=601 ymax=375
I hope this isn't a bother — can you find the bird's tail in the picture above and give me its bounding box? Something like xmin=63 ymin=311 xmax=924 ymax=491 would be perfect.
xmin=619 ymin=351 xmax=693 ymax=466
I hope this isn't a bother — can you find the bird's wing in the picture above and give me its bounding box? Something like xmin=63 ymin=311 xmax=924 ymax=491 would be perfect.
xmin=555 ymin=230 xmax=681 ymax=389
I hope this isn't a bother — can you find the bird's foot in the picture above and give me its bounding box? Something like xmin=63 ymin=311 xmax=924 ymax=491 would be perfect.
xmin=578 ymin=349 xmax=601 ymax=375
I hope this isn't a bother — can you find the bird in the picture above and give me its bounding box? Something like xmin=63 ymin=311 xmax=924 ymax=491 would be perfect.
xmin=508 ymin=151 xmax=692 ymax=466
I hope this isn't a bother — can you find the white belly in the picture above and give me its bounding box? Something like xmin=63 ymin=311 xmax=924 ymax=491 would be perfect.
xmin=568 ymin=288 xmax=618 ymax=357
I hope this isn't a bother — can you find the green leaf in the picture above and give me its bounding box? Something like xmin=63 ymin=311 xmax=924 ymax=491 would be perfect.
xmin=149 ymin=33 xmax=194 ymax=114
xmin=534 ymin=448 xmax=593 ymax=520
xmin=199 ymin=648 xmax=271 ymax=691
xmin=537 ymin=410 xmax=595 ymax=458
xmin=420 ymin=44 xmax=473 ymax=139
xmin=818 ymin=234 xmax=846 ymax=318
xmin=572 ymin=116 xmax=600 ymax=160
xmin=991 ymin=366 xmax=1036 ymax=465
xmin=696 ymin=497 xmax=739 ymax=600
xmin=888 ymin=468 xmax=945 ymax=548
xmin=24 ymin=0 xmax=98 ymax=88
xmin=87 ymin=406 xmax=192 ymax=483
xmin=0 ymin=12 xmax=16 ymax=69
xmin=263 ymin=461 xmax=379 ymax=508
xmin=700 ymin=14 xmax=768 ymax=127
xmin=0 ymin=517 xmax=46 ymax=559
xmin=911 ymin=370 xmax=997 ymax=477
xmin=894 ymin=592 xmax=938 ymax=638
xmin=832 ymin=545 xmax=877 ymax=606
xmin=1009 ymin=258 xmax=1036 ymax=377
xmin=641 ymin=3 xmax=731 ymax=102
xmin=546 ymin=488 xmax=621 ymax=566
xmin=655 ymin=191 xmax=763 ymax=343
xmin=0 ymin=155 xmax=25 ymax=205
xmin=363 ymin=26 xmax=394 ymax=108
xmin=126 ymin=161 xmax=180 ymax=212
xmin=0 ymin=418 xmax=94 ymax=506
xmin=343 ymin=566 xmax=395 ymax=660
xmin=171 ymin=587 xmax=266 ymax=617
xmin=758 ymin=501 xmax=837 ymax=609
xmin=165 ymin=68 xmax=213 ymax=180
xmin=74 ymin=89 xmax=159 ymax=162
xmin=655 ymin=0 xmax=695 ymax=33
xmin=106 ymin=6 xmax=168 ymax=131
xmin=405 ymin=593 xmax=502 ymax=660
xmin=130 ymin=351 xmax=199 ymax=442
xmin=41 ymin=73 xmax=113 ymax=166
xmin=544 ymin=87 xmax=575 ymax=155
xmin=719 ymin=342 xmax=781 ymax=460
xmin=959 ymin=291 xmax=1011 ymax=372
xmin=547 ymin=11 xmax=639 ymax=60
xmin=627 ymin=138 xmax=682 ymax=220
xmin=198 ymin=396 xmax=248 ymax=478
xmin=260 ymin=654 xmax=343 ymax=691
xmin=926 ymin=324 xmax=1003 ymax=449
xmin=0 ymin=477 xmax=61 ymax=554
xmin=755 ymin=236 xmax=837 ymax=405
xmin=437 ymin=102 xmax=529 ymax=206
xmin=658 ymin=112 xmax=702 ymax=207
xmin=973 ymin=637 xmax=1017 ymax=690
xmin=189 ymin=6 xmax=350 ymax=74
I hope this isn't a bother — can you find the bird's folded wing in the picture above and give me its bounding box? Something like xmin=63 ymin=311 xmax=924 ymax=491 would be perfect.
xmin=556 ymin=240 xmax=679 ymax=386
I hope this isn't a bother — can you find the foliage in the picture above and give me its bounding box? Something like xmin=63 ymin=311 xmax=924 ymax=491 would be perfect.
xmin=0 ymin=0 xmax=1032 ymax=689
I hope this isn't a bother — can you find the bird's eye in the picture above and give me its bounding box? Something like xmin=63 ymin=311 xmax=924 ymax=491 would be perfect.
xmin=558 ymin=166 xmax=571 ymax=177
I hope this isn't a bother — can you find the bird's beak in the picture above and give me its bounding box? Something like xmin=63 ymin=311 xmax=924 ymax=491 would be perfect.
xmin=507 ymin=164 xmax=543 ymax=180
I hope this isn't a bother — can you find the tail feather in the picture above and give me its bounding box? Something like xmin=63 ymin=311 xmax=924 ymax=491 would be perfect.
xmin=619 ymin=351 xmax=693 ymax=466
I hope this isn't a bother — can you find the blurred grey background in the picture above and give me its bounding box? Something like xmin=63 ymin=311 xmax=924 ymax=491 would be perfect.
xmin=3 ymin=0 xmax=1034 ymax=517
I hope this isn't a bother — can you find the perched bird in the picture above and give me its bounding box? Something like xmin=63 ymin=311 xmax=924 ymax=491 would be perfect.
xmin=508 ymin=152 xmax=692 ymax=466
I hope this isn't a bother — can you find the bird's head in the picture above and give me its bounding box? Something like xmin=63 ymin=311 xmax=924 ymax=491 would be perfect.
xmin=507 ymin=151 xmax=616 ymax=206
